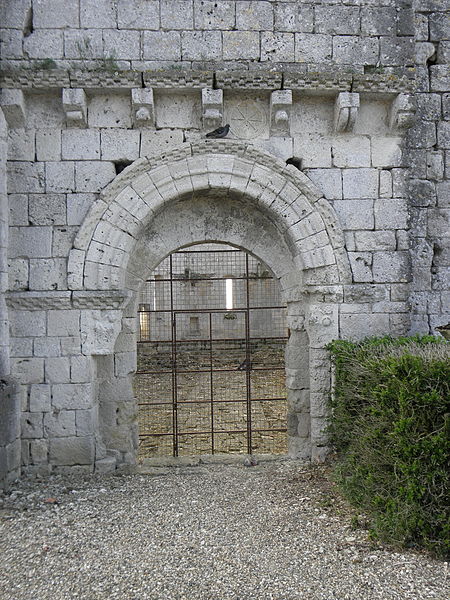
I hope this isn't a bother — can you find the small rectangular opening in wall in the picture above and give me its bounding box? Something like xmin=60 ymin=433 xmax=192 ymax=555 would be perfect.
xmin=139 ymin=303 xmax=150 ymax=340
xmin=189 ymin=316 xmax=200 ymax=333
xmin=226 ymin=278 xmax=233 ymax=310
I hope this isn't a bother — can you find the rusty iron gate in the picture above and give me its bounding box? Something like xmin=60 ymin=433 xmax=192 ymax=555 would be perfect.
xmin=134 ymin=245 xmax=288 ymax=458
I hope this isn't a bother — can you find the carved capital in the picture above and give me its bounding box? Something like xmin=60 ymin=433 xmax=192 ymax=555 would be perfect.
xmin=334 ymin=92 xmax=360 ymax=133
xmin=0 ymin=89 xmax=26 ymax=128
xmin=62 ymin=88 xmax=87 ymax=127
xmin=389 ymin=93 xmax=416 ymax=131
xmin=270 ymin=89 xmax=292 ymax=136
xmin=202 ymin=88 xmax=223 ymax=131
xmin=131 ymin=88 xmax=155 ymax=127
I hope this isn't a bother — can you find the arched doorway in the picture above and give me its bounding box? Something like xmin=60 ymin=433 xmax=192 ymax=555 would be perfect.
xmin=135 ymin=243 xmax=288 ymax=458
xmin=68 ymin=140 xmax=351 ymax=469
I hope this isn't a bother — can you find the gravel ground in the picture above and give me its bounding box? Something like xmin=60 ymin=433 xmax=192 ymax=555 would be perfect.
xmin=0 ymin=460 xmax=448 ymax=600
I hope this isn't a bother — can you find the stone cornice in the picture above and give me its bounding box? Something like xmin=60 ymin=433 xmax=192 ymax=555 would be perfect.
xmin=6 ymin=290 xmax=130 ymax=310
xmin=0 ymin=68 xmax=415 ymax=94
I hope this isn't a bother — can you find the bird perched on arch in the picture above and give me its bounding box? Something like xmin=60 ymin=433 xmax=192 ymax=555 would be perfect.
xmin=206 ymin=124 xmax=230 ymax=138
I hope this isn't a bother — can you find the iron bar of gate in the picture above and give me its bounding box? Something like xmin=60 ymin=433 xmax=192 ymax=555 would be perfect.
xmin=209 ymin=312 xmax=214 ymax=454
xmin=136 ymin=246 xmax=289 ymax=457
xmin=139 ymin=427 xmax=288 ymax=437
xmin=170 ymin=254 xmax=178 ymax=457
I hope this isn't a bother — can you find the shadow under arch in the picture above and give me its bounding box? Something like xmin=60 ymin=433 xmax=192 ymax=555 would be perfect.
xmin=72 ymin=141 xmax=349 ymax=468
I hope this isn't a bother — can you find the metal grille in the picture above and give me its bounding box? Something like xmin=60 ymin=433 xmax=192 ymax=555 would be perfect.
xmin=134 ymin=244 xmax=288 ymax=458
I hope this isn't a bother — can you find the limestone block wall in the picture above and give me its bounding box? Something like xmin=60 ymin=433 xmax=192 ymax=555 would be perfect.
xmin=1 ymin=0 xmax=416 ymax=73
xmin=408 ymin=1 xmax=450 ymax=334
xmin=0 ymin=0 xmax=448 ymax=482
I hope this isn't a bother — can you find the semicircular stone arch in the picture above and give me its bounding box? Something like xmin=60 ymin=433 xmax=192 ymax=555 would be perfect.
xmin=68 ymin=140 xmax=351 ymax=295
xmin=73 ymin=140 xmax=351 ymax=464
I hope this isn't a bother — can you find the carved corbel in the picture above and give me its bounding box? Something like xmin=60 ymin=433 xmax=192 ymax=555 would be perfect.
xmin=270 ymin=90 xmax=292 ymax=136
xmin=131 ymin=88 xmax=155 ymax=127
xmin=202 ymin=88 xmax=223 ymax=131
xmin=0 ymin=89 xmax=26 ymax=128
xmin=389 ymin=93 xmax=416 ymax=131
xmin=334 ymin=92 xmax=360 ymax=133
xmin=62 ymin=88 xmax=87 ymax=127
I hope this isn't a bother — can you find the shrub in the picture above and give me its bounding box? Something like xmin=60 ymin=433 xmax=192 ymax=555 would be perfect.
xmin=327 ymin=336 xmax=450 ymax=558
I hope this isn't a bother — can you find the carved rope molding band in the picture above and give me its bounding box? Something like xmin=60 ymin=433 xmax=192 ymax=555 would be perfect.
xmin=0 ymin=68 xmax=415 ymax=93
xmin=6 ymin=291 xmax=130 ymax=311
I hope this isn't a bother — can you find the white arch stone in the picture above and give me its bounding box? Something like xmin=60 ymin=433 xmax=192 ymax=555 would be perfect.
xmin=68 ymin=140 xmax=351 ymax=293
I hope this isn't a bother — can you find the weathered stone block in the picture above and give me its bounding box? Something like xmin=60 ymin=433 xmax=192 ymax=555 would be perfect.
xmin=342 ymin=169 xmax=378 ymax=199
xmin=275 ymin=4 xmax=313 ymax=32
xmin=118 ymin=0 xmax=159 ymax=29
xmin=354 ymin=231 xmax=397 ymax=251
xmin=295 ymin=33 xmax=331 ymax=62
xmin=47 ymin=310 xmax=80 ymax=337
xmin=143 ymin=31 xmax=181 ymax=60
xmin=437 ymin=122 xmax=450 ymax=149
xmin=80 ymin=310 xmax=123 ymax=354
xmin=131 ymin=88 xmax=155 ymax=127
xmin=379 ymin=171 xmax=393 ymax=198
xmin=380 ymin=37 xmax=414 ymax=66
xmin=44 ymin=410 xmax=76 ymax=438
xmin=9 ymin=195 xmax=29 ymax=226
xmin=181 ymin=31 xmax=222 ymax=61
xmin=66 ymin=193 xmax=96 ymax=226
xmin=75 ymin=161 xmax=116 ymax=193
xmin=70 ymin=356 xmax=93 ymax=383
xmin=36 ymin=129 xmax=61 ymax=161
xmin=29 ymin=384 xmax=51 ymax=412
xmin=8 ymin=259 xmax=29 ymax=291
xmin=21 ymin=412 xmax=43 ymax=439
xmin=333 ymin=36 xmax=379 ymax=65
xmin=62 ymin=129 xmax=100 ymax=160
xmin=293 ymin=135 xmax=332 ymax=168
xmin=406 ymin=121 xmax=436 ymax=149
xmin=45 ymin=357 xmax=71 ymax=384
xmin=371 ymin=137 xmax=403 ymax=168
xmin=8 ymin=128 xmax=35 ymax=161
xmin=8 ymin=226 xmax=52 ymax=259
xmin=332 ymin=136 xmax=370 ymax=168
xmin=141 ymin=129 xmax=184 ymax=158
xmin=375 ymin=199 xmax=409 ymax=230
xmin=52 ymin=383 xmax=94 ymax=410
xmin=348 ymin=252 xmax=373 ymax=283
xmin=236 ymin=1 xmax=273 ymax=30
xmin=306 ymin=169 xmax=342 ymax=200
xmin=7 ymin=162 xmax=44 ymax=194
xmin=361 ymin=7 xmax=397 ymax=35
xmin=80 ymin=0 xmax=116 ymax=28
xmin=33 ymin=337 xmax=61 ymax=358
xmin=103 ymin=29 xmax=141 ymax=60
xmin=34 ymin=0 xmax=79 ymax=27
xmin=340 ymin=313 xmax=390 ymax=340
xmin=372 ymin=251 xmax=410 ymax=283
xmin=88 ymin=94 xmax=131 ymax=129
xmin=101 ymin=129 xmax=140 ymax=161
xmin=333 ymin=199 xmax=374 ymax=230
xmin=12 ymin=358 xmax=45 ymax=384
xmin=261 ymin=32 xmax=295 ymax=62
xmin=28 ymin=194 xmax=66 ymax=226
xmin=194 ymin=0 xmax=235 ymax=30
xmin=75 ymin=409 xmax=96 ymax=436
xmin=45 ymin=161 xmax=75 ymax=193
xmin=23 ymin=30 xmax=63 ymax=59
xmin=223 ymin=31 xmax=260 ymax=60
xmin=316 ymin=6 xmax=360 ymax=35
xmin=29 ymin=258 xmax=67 ymax=291
xmin=49 ymin=435 xmax=95 ymax=465
xmin=30 ymin=439 xmax=48 ymax=463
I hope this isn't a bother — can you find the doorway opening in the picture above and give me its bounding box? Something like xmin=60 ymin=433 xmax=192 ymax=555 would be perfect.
xmin=134 ymin=243 xmax=288 ymax=458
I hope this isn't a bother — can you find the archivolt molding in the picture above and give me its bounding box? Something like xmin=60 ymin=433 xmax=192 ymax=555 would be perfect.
xmin=69 ymin=140 xmax=351 ymax=292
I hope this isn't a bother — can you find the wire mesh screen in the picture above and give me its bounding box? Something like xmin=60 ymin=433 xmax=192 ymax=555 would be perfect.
xmin=134 ymin=243 xmax=288 ymax=458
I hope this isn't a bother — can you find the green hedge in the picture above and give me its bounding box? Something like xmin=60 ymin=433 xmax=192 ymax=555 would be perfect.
xmin=327 ymin=336 xmax=450 ymax=558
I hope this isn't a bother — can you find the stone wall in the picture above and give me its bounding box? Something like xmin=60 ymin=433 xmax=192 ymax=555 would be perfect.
xmin=1 ymin=0 xmax=416 ymax=73
xmin=0 ymin=0 xmax=448 ymax=483
xmin=408 ymin=1 xmax=449 ymax=334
